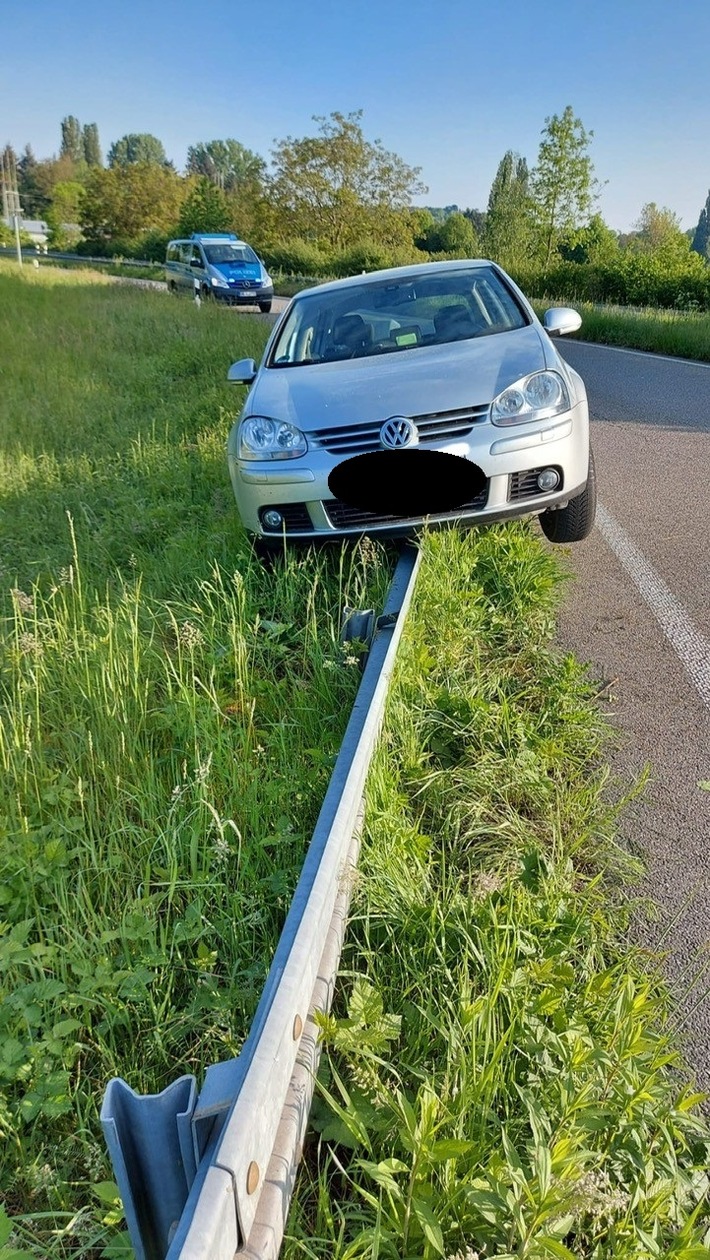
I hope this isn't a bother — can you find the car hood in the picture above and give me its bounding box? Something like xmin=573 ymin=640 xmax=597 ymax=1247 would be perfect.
xmin=215 ymin=261 xmax=262 ymax=280
xmin=249 ymin=325 xmax=551 ymax=427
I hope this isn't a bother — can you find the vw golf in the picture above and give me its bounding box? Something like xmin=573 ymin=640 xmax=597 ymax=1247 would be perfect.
xmin=226 ymin=260 xmax=596 ymax=544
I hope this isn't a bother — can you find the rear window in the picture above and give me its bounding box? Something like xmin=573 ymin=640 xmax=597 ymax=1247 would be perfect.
xmin=269 ymin=266 xmax=528 ymax=367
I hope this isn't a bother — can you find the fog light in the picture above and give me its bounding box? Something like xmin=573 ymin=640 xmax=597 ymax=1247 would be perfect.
xmin=537 ymin=468 xmax=560 ymax=492
xmin=263 ymin=509 xmax=284 ymax=530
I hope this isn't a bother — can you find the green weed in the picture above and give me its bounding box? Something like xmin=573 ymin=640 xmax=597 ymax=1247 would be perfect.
xmin=285 ymin=527 xmax=710 ymax=1260
xmin=0 ymin=264 xmax=391 ymax=1256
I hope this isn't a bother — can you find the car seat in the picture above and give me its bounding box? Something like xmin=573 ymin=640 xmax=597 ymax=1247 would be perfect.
xmin=433 ymin=304 xmax=485 ymax=342
xmin=330 ymin=313 xmax=374 ymax=356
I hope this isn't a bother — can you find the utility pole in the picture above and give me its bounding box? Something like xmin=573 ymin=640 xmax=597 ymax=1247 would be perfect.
xmin=1 ymin=146 xmax=24 ymax=265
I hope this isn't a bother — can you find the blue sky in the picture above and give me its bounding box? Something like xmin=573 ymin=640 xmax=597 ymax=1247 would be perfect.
xmin=1 ymin=0 xmax=708 ymax=233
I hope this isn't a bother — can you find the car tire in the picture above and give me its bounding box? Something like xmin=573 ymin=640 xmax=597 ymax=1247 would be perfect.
xmin=167 ymin=281 xmax=178 ymax=295
xmin=201 ymin=285 xmax=212 ymax=302
xmin=259 ymin=301 xmax=273 ymax=313
xmin=539 ymin=447 xmax=597 ymax=544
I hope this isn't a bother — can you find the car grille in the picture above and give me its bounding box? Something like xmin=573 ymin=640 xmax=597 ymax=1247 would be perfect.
xmin=508 ymin=468 xmax=564 ymax=502
xmin=259 ymin=503 xmax=313 ymax=532
xmin=309 ymin=404 xmax=489 ymax=456
xmin=325 ymin=484 xmax=489 ymax=530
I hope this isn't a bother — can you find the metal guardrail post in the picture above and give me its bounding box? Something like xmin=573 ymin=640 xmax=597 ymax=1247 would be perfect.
xmin=101 ymin=544 xmax=421 ymax=1259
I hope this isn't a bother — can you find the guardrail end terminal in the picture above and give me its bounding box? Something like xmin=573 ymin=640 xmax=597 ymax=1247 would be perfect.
xmin=101 ymin=1074 xmax=198 ymax=1260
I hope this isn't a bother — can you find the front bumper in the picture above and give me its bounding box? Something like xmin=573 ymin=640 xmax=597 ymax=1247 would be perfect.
xmin=227 ymin=405 xmax=589 ymax=539
xmin=214 ymin=285 xmax=273 ymax=306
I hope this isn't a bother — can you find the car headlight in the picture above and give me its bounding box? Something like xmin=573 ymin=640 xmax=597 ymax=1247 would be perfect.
xmin=491 ymin=371 xmax=570 ymax=426
xmin=211 ymin=274 xmax=229 ymax=287
xmin=237 ymin=416 xmax=307 ymax=460
xmin=261 ymin=272 xmax=272 ymax=287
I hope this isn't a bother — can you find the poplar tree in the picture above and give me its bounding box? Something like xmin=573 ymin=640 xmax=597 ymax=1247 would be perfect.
xmin=83 ymin=123 xmax=102 ymax=167
xmin=483 ymin=151 xmax=533 ymax=267
xmin=60 ymin=115 xmax=83 ymax=163
xmin=691 ymin=190 xmax=710 ymax=261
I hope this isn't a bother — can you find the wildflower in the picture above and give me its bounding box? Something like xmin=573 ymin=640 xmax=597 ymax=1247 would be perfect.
xmin=323 ymin=659 xmax=337 ymax=671
xmin=472 ymin=872 xmax=504 ymax=901
xmin=58 ymin=565 xmax=74 ymax=586
xmin=84 ymin=1143 xmax=106 ymax=1179
xmin=253 ymin=744 xmax=265 ymax=756
xmin=178 ymin=620 xmax=204 ymax=650
xmin=213 ymin=834 xmax=231 ymax=864
xmin=11 ymin=588 xmax=33 ymax=613
xmin=19 ymin=631 xmax=43 ymax=656
xmin=356 ymin=536 xmax=379 ymax=566
xmin=195 ymin=753 xmax=212 ymax=786
xmin=344 ymin=654 xmax=359 ymax=666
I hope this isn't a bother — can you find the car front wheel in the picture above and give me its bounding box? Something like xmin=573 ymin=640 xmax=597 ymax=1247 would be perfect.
xmin=259 ymin=300 xmax=273 ymax=313
xmin=539 ymin=447 xmax=597 ymax=544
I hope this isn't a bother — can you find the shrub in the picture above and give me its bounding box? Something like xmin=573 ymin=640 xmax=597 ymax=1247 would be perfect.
xmin=512 ymin=254 xmax=710 ymax=311
xmin=262 ymin=239 xmax=333 ymax=277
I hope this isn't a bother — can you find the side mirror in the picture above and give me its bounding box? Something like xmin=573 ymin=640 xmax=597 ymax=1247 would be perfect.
xmin=543 ymin=307 xmax=582 ymax=337
xmin=189 ymin=257 xmax=203 ymax=268
xmin=227 ymin=358 xmax=257 ymax=384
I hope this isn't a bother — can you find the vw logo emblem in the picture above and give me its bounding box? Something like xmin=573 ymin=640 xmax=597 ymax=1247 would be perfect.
xmin=379 ymin=417 xmax=419 ymax=449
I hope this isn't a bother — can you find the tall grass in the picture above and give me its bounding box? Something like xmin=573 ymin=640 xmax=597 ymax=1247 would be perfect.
xmin=0 ymin=262 xmax=391 ymax=1257
xmin=285 ymin=527 xmax=710 ymax=1260
xmin=531 ymin=299 xmax=710 ymax=362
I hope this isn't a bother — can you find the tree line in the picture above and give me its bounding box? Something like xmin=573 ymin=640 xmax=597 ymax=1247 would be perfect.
xmin=2 ymin=108 xmax=709 ymax=306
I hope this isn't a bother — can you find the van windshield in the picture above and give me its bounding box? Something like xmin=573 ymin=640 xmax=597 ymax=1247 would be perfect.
xmin=203 ymin=243 xmax=259 ymax=264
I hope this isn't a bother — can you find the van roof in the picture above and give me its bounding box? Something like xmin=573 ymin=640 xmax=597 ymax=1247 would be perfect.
xmin=190 ymin=232 xmax=238 ymax=241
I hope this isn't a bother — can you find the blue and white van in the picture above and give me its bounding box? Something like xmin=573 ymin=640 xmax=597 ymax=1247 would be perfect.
xmin=165 ymin=233 xmax=273 ymax=310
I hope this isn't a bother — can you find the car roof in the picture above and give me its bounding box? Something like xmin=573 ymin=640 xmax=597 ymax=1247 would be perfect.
xmin=297 ymin=258 xmax=498 ymax=299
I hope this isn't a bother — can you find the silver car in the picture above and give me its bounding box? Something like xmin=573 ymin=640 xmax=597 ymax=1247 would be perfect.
xmin=226 ymin=260 xmax=595 ymax=545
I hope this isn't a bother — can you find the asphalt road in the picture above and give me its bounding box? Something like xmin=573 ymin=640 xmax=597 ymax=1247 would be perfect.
xmin=554 ymin=339 xmax=710 ymax=1088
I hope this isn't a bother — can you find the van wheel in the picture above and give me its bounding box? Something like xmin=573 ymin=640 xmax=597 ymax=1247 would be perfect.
xmin=167 ymin=281 xmax=177 ymax=295
xmin=259 ymin=301 xmax=273 ymax=313
xmin=201 ymin=285 xmax=212 ymax=302
xmin=539 ymin=447 xmax=597 ymax=544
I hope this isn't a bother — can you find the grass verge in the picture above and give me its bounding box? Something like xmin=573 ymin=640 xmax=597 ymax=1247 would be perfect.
xmin=0 ymin=261 xmax=392 ymax=1257
xmin=285 ymin=526 xmax=710 ymax=1260
xmin=531 ymin=300 xmax=710 ymax=363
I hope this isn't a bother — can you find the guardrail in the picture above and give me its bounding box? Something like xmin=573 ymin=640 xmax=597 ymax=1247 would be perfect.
xmin=0 ymin=245 xmax=156 ymax=267
xmin=101 ymin=544 xmax=422 ymax=1260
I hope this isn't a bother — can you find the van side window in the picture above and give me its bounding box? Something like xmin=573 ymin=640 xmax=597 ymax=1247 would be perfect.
xmin=190 ymin=246 xmax=203 ymax=266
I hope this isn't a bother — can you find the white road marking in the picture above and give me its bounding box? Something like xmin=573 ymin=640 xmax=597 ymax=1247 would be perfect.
xmin=596 ymin=502 xmax=710 ymax=712
xmin=574 ymin=339 xmax=710 ymax=369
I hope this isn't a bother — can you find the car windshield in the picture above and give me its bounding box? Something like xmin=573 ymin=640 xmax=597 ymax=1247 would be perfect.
xmin=269 ymin=266 xmax=528 ymax=368
xmin=203 ymin=243 xmax=258 ymax=264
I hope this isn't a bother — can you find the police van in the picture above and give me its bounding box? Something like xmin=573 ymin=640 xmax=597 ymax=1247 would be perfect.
xmin=165 ymin=233 xmax=273 ymax=310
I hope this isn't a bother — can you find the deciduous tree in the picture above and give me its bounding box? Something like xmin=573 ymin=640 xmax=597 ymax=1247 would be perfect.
xmin=629 ymin=202 xmax=692 ymax=262
xmin=530 ymin=107 xmax=598 ymax=265
xmin=558 ymin=213 xmax=619 ymax=264
xmin=80 ymin=162 xmax=184 ymax=242
xmin=178 ymin=177 xmax=233 ymax=235
xmin=186 ymin=139 xmax=265 ymax=190
xmin=107 ymin=133 xmax=169 ymax=168
xmin=269 ymin=110 xmax=426 ymax=252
